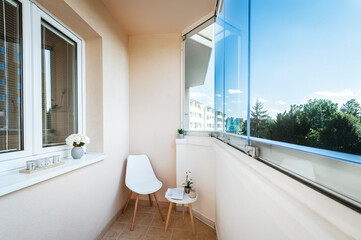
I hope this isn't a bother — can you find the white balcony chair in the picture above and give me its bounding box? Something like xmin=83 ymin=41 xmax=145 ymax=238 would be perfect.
xmin=122 ymin=154 xmax=165 ymax=231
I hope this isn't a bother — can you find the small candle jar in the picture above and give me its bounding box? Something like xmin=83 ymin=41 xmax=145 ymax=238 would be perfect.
xmin=53 ymin=155 xmax=60 ymax=164
xmin=189 ymin=189 xmax=197 ymax=199
xmin=37 ymin=158 xmax=46 ymax=168
xmin=45 ymin=157 xmax=53 ymax=166
xmin=26 ymin=160 xmax=37 ymax=170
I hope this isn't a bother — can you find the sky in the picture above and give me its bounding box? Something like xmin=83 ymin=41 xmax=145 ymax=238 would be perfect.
xmin=190 ymin=0 xmax=361 ymax=119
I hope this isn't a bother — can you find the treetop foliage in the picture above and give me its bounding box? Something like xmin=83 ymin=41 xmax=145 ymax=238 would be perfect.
xmin=225 ymin=98 xmax=361 ymax=155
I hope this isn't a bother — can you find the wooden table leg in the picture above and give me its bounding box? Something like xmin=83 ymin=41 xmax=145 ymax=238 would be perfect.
xmin=182 ymin=204 xmax=185 ymax=220
xmin=130 ymin=195 xmax=139 ymax=231
xmin=189 ymin=203 xmax=195 ymax=234
xmin=164 ymin=202 xmax=173 ymax=232
xmin=148 ymin=194 xmax=153 ymax=207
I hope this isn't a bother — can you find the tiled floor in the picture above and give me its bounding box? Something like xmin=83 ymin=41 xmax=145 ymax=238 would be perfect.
xmin=101 ymin=199 xmax=217 ymax=240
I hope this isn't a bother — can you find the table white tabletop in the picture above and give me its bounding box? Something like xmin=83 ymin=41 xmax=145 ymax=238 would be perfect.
xmin=165 ymin=188 xmax=198 ymax=204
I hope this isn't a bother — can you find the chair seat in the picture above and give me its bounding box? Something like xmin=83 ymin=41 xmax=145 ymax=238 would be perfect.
xmin=126 ymin=179 xmax=162 ymax=195
xmin=125 ymin=154 xmax=163 ymax=195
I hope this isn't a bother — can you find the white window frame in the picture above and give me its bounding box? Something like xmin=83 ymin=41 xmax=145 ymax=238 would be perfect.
xmin=32 ymin=4 xmax=84 ymax=155
xmin=0 ymin=0 xmax=85 ymax=173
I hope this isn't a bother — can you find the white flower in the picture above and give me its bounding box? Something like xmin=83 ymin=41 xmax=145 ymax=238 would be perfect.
xmin=65 ymin=133 xmax=90 ymax=147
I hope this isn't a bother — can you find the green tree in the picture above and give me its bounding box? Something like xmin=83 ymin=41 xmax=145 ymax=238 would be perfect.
xmin=302 ymin=99 xmax=339 ymax=147
xmin=244 ymin=97 xmax=361 ymax=155
xmin=340 ymin=99 xmax=361 ymax=117
xmin=320 ymin=112 xmax=361 ymax=154
xmin=270 ymin=104 xmax=310 ymax=145
xmin=250 ymin=99 xmax=273 ymax=138
xmin=303 ymin=99 xmax=339 ymax=130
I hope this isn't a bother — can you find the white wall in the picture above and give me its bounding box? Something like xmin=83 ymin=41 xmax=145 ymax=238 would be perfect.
xmin=176 ymin=137 xmax=216 ymax=223
xmin=129 ymin=34 xmax=181 ymax=201
xmin=176 ymin=136 xmax=361 ymax=240
xmin=0 ymin=0 xmax=129 ymax=239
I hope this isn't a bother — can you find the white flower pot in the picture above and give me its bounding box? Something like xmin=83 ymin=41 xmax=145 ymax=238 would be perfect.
xmin=71 ymin=147 xmax=84 ymax=159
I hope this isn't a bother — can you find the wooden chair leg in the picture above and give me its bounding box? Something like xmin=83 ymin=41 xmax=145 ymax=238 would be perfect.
xmin=164 ymin=202 xmax=173 ymax=232
xmin=182 ymin=204 xmax=185 ymax=219
xmin=130 ymin=195 xmax=139 ymax=231
xmin=153 ymin=193 xmax=165 ymax=221
xmin=189 ymin=203 xmax=195 ymax=235
xmin=148 ymin=194 xmax=153 ymax=207
xmin=122 ymin=191 xmax=132 ymax=213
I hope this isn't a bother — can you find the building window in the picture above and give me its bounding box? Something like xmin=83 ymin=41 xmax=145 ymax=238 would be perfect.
xmin=0 ymin=0 xmax=84 ymax=170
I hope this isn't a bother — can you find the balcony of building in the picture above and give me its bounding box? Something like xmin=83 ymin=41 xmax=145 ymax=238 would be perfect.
xmin=0 ymin=0 xmax=361 ymax=239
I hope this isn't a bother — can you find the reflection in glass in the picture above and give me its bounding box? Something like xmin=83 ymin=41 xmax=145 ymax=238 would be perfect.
xmin=224 ymin=0 xmax=248 ymax=135
xmin=41 ymin=21 xmax=77 ymax=147
xmin=0 ymin=0 xmax=23 ymax=153
xmin=184 ymin=24 xmax=215 ymax=131
xmin=215 ymin=11 xmax=225 ymax=132
xmin=250 ymin=0 xmax=361 ymax=155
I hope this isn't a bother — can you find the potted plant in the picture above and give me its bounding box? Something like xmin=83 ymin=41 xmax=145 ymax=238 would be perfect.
xmin=65 ymin=133 xmax=90 ymax=159
xmin=183 ymin=170 xmax=193 ymax=193
xmin=178 ymin=129 xmax=184 ymax=139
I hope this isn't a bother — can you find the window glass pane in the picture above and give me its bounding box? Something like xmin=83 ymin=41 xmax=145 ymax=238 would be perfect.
xmin=185 ymin=24 xmax=215 ymax=131
xmin=215 ymin=11 xmax=225 ymax=132
xmin=224 ymin=0 xmax=248 ymax=135
xmin=250 ymin=0 xmax=361 ymax=155
xmin=41 ymin=21 xmax=77 ymax=147
xmin=248 ymin=0 xmax=361 ymax=206
xmin=213 ymin=0 xmax=361 ymax=207
xmin=0 ymin=0 xmax=23 ymax=153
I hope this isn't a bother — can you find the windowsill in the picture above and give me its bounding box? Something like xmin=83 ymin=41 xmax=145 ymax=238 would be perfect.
xmin=0 ymin=152 xmax=106 ymax=197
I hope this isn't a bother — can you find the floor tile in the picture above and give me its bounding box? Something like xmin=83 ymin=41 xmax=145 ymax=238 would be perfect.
xmin=117 ymin=224 xmax=148 ymax=240
xmin=102 ymin=200 xmax=217 ymax=240
xmin=116 ymin=211 xmax=134 ymax=224
xmin=173 ymin=213 xmax=194 ymax=231
xmin=134 ymin=212 xmax=154 ymax=226
xmin=171 ymin=229 xmax=196 ymax=240
xmin=101 ymin=222 xmax=128 ymax=240
xmin=196 ymin=220 xmax=215 ymax=235
xmin=145 ymin=226 xmax=172 ymax=240
xmin=137 ymin=204 xmax=157 ymax=214
xmin=197 ymin=232 xmax=217 ymax=240
xmin=152 ymin=212 xmax=174 ymax=228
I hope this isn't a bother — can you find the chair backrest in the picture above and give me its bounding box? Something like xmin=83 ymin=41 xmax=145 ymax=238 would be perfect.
xmin=126 ymin=154 xmax=159 ymax=188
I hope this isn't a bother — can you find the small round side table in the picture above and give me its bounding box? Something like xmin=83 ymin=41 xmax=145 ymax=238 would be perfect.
xmin=165 ymin=188 xmax=198 ymax=234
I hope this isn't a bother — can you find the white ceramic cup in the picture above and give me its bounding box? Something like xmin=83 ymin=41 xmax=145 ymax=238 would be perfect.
xmin=45 ymin=156 xmax=53 ymax=166
xmin=26 ymin=161 xmax=37 ymax=170
xmin=53 ymin=155 xmax=60 ymax=164
xmin=37 ymin=158 xmax=46 ymax=168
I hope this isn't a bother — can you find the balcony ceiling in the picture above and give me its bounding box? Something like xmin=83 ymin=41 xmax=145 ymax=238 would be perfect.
xmin=101 ymin=0 xmax=217 ymax=35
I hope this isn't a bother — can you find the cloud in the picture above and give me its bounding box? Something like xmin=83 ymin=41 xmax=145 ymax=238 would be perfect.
xmin=314 ymin=90 xmax=353 ymax=98
xmin=190 ymin=92 xmax=212 ymax=101
xmin=228 ymin=89 xmax=243 ymax=94
xmin=258 ymin=98 xmax=268 ymax=103
xmin=216 ymin=94 xmax=222 ymax=97
xmin=276 ymin=100 xmax=286 ymax=105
